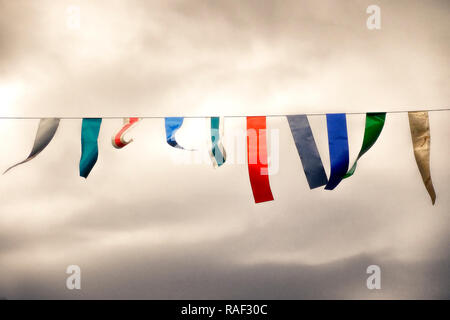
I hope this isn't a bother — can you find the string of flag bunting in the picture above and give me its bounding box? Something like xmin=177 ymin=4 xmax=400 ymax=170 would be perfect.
xmin=1 ymin=109 xmax=447 ymax=205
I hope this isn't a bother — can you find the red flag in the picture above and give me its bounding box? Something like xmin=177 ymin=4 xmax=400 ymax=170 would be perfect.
xmin=247 ymin=117 xmax=274 ymax=203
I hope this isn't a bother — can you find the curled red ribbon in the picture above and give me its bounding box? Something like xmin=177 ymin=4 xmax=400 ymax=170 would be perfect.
xmin=247 ymin=116 xmax=274 ymax=203
xmin=112 ymin=117 xmax=140 ymax=149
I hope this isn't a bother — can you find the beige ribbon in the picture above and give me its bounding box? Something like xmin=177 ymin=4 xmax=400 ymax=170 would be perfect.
xmin=408 ymin=112 xmax=436 ymax=205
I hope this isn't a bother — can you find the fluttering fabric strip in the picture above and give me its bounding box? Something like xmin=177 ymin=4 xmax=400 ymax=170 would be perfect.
xmin=4 ymin=118 xmax=60 ymax=174
xmin=165 ymin=117 xmax=186 ymax=149
xmin=209 ymin=117 xmax=226 ymax=167
xmin=80 ymin=118 xmax=102 ymax=178
xmin=286 ymin=115 xmax=328 ymax=189
xmin=247 ymin=116 xmax=274 ymax=203
xmin=408 ymin=111 xmax=436 ymax=205
xmin=325 ymin=113 xmax=349 ymax=190
xmin=344 ymin=112 xmax=386 ymax=178
xmin=112 ymin=117 xmax=140 ymax=149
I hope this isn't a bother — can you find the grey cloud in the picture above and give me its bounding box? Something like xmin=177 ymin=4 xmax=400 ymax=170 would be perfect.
xmin=0 ymin=0 xmax=449 ymax=299
xmin=1 ymin=246 xmax=449 ymax=299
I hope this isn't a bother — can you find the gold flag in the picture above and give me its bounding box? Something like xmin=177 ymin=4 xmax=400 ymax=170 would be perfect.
xmin=408 ymin=112 xmax=436 ymax=205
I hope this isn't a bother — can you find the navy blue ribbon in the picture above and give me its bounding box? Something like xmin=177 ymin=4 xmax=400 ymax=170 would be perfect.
xmin=287 ymin=115 xmax=328 ymax=189
xmin=325 ymin=113 xmax=349 ymax=190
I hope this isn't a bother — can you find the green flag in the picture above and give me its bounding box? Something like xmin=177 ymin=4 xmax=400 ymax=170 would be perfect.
xmin=344 ymin=113 xmax=386 ymax=178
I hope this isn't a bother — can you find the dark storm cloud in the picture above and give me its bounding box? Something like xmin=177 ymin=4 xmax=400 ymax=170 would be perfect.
xmin=3 ymin=245 xmax=449 ymax=299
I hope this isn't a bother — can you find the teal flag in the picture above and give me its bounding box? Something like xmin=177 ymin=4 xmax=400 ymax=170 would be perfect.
xmin=210 ymin=117 xmax=226 ymax=167
xmin=80 ymin=118 xmax=102 ymax=178
xmin=344 ymin=113 xmax=386 ymax=178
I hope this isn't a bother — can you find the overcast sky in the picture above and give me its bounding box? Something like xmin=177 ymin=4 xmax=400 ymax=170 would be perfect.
xmin=0 ymin=0 xmax=448 ymax=299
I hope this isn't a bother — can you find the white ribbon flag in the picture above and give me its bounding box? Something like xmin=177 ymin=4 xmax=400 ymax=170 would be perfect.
xmin=4 ymin=118 xmax=60 ymax=174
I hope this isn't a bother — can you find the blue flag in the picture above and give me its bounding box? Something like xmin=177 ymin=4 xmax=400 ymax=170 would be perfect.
xmin=165 ymin=117 xmax=187 ymax=149
xmin=325 ymin=114 xmax=349 ymax=190
xmin=287 ymin=115 xmax=328 ymax=189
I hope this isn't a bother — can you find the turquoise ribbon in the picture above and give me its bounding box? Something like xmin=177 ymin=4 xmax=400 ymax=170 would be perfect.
xmin=210 ymin=117 xmax=226 ymax=167
xmin=80 ymin=118 xmax=102 ymax=178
